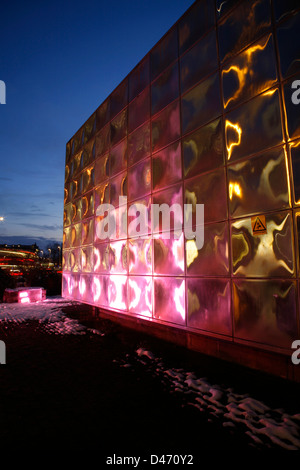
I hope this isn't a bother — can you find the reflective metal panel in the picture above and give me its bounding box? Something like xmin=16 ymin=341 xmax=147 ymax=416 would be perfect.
xmin=96 ymin=99 xmax=110 ymax=132
xmin=110 ymin=171 xmax=127 ymax=207
xmin=151 ymin=100 xmax=180 ymax=152
xmin=231 ymin=210 xmax=295 ymax=277
xmin=71 ymin=223 xmax=81 ymax=248
xmin=110 ymin=138 xmax=127 ymax=177
xmin=81 ymin=191 xmax=94 ymax=219
xmin=185 ymin=167 xmax=227 ymax=224
xmin=95 ymin=124 xmax=110 ymax=158
xmin=81 ymin=246 xmax=93 ymax=273
xmin=154 ymin=277 xmax=185 ymax=325
xmin=150 ymin=28 xmax=178 ymax=81
xmin=80 ymin=165 xmax=94 ymax=195
xmin=128 ymin=276 xmax=152 ymax=317
xmin=179 ymin=0 xmax=215 ymax=55
xmin=152 ymin=141 xmax=182 ymax=191
xmin=151 ymin=63 xmax=179 ymax=116
xmin=218 ymin=0 xmax=271 ymax=63
xmin=129 ymin=56 xmax=150 ymax=102
xmin=222 ymin=34 xmax=277 ymax=110
xmin=63 ymin=226 xmax=71 ymax=249
xmin=216 ymin=0 xmax=238 ymax=19
xmin=233 ymin=279 xmax=298 ymax=348
xmin=273 ymin=0 xmax=299 ymax=22
xmin=110 ymin=79 xmax=128 ymax=120
xmin=108 ymin=275 xmax=128 ymax=311
xmin=154 ymin=232 xmax=185 ymax=276
xmin=227 ymin=147 xmax=290 ymax=218
xmin=92 ymin=275 xmax=109 ymax=307
xmin=94 ymin=154 xmax=109 ymax=185
xmin=110 ymin=108 xmax=127 ymax=146
xmin=128 ymin=195 xmax=152 ymax=238
xmin=187 ymin=278 xmax=232 ymax=335
xmin=128 ymin=158 xmax=151 ymax=201
xmin=182 ymin=118 xmax=223 ymax=179
xmin=128 ymin=237 xmax=152 ymax=274
xmin=62 ymin=273 xmax=70 ymax=297
xmin=181 ymin=72 xmax=221 ymax=136
xmin=94 ymin=182 xmax=109 ymax=210
xmin=82 ymin=218 xmax=94 ymax=246
xmin=93 ymin=243 xmax=110 ymax=273
xmin=180 ymin=29 xmax=218 ymax=94
xmin=109 ymin=240 xmax=128 ymax=274
xmin=186 ymin=221 xmax=229 ymax=276
xmin=70 ymin=248 xmax=81 ymax=273
xmin=225 ymin=89 xmax=283 ymax=162
xmin=128 ymin=122 xmax=150 ymax=167
xmin=276 ymin=10 xmax=300 ymax=78
xmin=152 ymin=183 xmax=183 ymax=234
xmin=62 ymin=250 xmax=70 ymax=272
xmin=128 ymin=87 xmax=150 ymax=133
xmin=64 ymin=203 xmax=72 ymax=227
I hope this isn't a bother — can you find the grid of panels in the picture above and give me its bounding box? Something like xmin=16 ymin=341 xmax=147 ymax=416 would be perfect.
xmin=63 ymin=0 xmax=300 ymax=354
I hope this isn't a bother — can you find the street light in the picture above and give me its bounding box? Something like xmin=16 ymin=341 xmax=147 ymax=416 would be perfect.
xmin=0 ymin=217 xmax=4 ymax=221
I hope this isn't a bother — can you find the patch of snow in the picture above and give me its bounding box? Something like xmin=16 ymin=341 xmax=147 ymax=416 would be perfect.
xmin=0 ymin=297 xmax=98 ymax=336
xmin=136 ymin=347 xmax=155 ymax=360
xmin=133 ymin=346 xmax=300 ymax=450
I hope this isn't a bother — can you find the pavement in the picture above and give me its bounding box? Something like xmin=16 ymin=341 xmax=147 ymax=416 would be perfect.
xmin=0 ymin=300 xmax=300 ymax=455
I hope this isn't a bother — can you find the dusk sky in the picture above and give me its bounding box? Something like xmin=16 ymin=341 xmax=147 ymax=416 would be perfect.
xmin=0 ymin=0 xmax=193 ymax=250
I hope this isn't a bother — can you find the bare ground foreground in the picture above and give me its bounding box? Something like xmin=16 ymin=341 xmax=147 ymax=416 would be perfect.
xmin=0 ymin=297 xmax=300 ymax=456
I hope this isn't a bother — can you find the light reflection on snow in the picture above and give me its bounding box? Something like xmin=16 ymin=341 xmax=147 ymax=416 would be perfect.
xmin=132 ymin=348 xmax=300 ymax=450
xmin=0 ymin=297 xmax=88 ymax=335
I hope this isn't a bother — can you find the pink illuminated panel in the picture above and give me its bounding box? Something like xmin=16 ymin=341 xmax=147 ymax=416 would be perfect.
xmin=154 ymin=277 xmax=185 ymax=325
xmin=108 ymin=275 xmax=128 ymax=311
xmin=153 ymin=232 xmax=185 ymax=275
xmin=129 ymin=276 xmax=152 ymax=317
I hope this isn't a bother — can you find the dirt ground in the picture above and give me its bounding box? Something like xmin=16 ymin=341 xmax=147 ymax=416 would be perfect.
xmin=0 ymin=301 xmax=300 ymax=455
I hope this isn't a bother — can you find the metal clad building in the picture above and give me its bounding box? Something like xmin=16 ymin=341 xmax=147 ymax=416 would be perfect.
xmin=63 ymin=0 xmax=300 ymax=380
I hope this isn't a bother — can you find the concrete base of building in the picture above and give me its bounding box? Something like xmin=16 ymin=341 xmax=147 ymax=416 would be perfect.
xmin=92 ymin=306 xmax=300 ymax=383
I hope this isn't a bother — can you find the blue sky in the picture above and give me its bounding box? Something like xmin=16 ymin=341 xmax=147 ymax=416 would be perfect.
xmin=0 ymin=0 xmax=193 ymax=249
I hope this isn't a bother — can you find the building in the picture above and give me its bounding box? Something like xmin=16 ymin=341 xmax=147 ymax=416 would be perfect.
xmin=62 ymin=0 xmax=300 ymax=380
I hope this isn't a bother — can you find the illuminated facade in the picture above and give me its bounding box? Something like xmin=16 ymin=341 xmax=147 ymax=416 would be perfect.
xmin=63 ymin=0 xmax=300 ymax=378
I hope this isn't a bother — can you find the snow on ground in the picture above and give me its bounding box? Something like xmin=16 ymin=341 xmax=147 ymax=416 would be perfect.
xmin=0 ymin=297 xmax=89 ymax=335
xmin=133 ymin=348 xmax=300 ymax=450
xmin=1 ymin=297 xmax=300 ymax=450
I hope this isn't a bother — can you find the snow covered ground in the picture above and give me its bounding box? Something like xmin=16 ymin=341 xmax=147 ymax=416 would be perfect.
xmin=0 ymin=297 xmax=94 ymax=336
xmin=1 ymin=296 xmax=300 ymax=450
xmin=132 ymin=348 xmax=300 ymax=450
